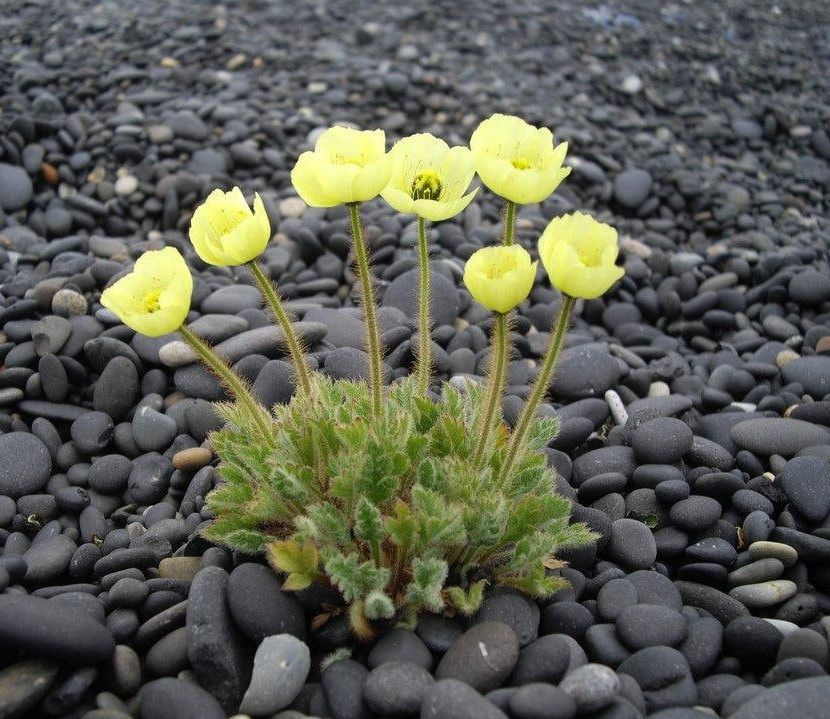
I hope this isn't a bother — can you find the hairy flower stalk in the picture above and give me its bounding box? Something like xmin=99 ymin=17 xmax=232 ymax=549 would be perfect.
xmin=472 ymin=312 xmax=509 ymax=466
xmin=498 ymin=295 xmax=575 ymax=486
xmin=247 ymin=261 xmax=312 ymax=397
xmin=348 ymin=202 xmax=384 ymax=416
xmin=177 ymin=324 xmax=273 ymax=441
xmin=503 ymin=200 xmax=516 ymax=246
xmin=415 ymin=216 xmax=432 ymax=394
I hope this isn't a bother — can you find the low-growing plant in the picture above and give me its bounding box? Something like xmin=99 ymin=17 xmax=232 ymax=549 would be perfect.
xmin=100 ymin=114 xmax=625 ymax=637
xmin=203 ymin=375 xmax=595 ymax=635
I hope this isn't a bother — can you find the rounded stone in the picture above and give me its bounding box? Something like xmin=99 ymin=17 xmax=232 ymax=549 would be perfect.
xmin=608 ymin=518 xmax=657 ymax=570
xmin=616 ymin=604 xmax=687 ymax=650
xmin=227 ymin=563 xmax=306 ymax=642
xmin=632 ymin=417 xmax=693 ymax=464
xmin=0 ymin=163 xmax=34 ymax=211
xmin=364 ymin=660 xmax=435 ymax=717
xmin=559 ymin=663 xmax=621 ymax=712
xmin=614 ymin=168 xmax=653 ymax=208
xmin=140 ymin=678 xmax=225 ymax=719
xmin=436 ymin=621 xmax=520 ymax=693
xmin=239 ymin=634 xmax=311 ymax=716
xmin=0 ymin=594 xmax=114 ymax=664
xmin=0 ymin=431 xmax=52 ymax=498
xmin=778 ymin=456 xmax=830 ymax=523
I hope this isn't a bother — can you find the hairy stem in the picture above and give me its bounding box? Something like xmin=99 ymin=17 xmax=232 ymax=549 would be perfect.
xmin=178 ymin=324 xmax=273 ymax=441
xmin=503 ymin=200 xmax=516 ymax=246
xmin=348 ymin=202 xmax=383 ymax=416
xmin=498 ymin=295 xmax=575 ymax=486
xmin=247 ymin=261 xmax=312 ymax=397
xmin=473 ymin=312 xmax=509 ymax=466
xmin=415 ymin=216 xmax=432 ymax=395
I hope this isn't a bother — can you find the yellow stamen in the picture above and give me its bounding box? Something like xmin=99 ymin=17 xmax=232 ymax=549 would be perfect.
xmin=511 ymin=157 xmax=532 ymax=170
xmin=411 ymin=169 xmax=443 ymax=201
xmin=142 ymin=288 xmax=162 ymax=314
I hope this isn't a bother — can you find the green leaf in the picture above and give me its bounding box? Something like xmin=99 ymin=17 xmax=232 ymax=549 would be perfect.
xmin=222 ymin=529 xmax=267 ymax=554
xmin=266 ymin=540 xmax=320 ymax=592
xmin=445 ymin=580 xmax=487 ymax=616
xmin=386 ymin=501 xmax=417 ymax=548
xmin=364 ymin=590 xmax=396 ymax=620
xmin=354 ymin=498 xmax=384 ymax=545
xmin=405 ymin=557 xmax=448 ymax=612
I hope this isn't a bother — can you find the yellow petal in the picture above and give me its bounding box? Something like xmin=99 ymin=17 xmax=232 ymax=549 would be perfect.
xmin=290 ymin=152 xmax=339 ymax=208
xmin=381 ymin=186 xmax=416 ymax=215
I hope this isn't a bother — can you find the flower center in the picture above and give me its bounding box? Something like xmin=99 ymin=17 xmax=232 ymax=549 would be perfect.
xmin=482 ymin=256 xmax=517 ymax=280
xmin=208 ymin=206 xmax=246 ymax=237
xmin=411 ymin=170 xmax=443 ymax=201
xmin=142 ymin=288 xmax=162 ymax=314
xmin=578 ymin=245 xmax=604 ymax=268
xmin=511 ymin=157 xmax=532 ymax=170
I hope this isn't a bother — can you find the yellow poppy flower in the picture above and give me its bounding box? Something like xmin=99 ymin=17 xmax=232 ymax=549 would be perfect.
xmin=189 ymin=187 xmax=271 ymax=266
xmin=470 ymin=114 xmax=570 ymax=204
xmin=380 ymin=133 xmax=477 ymax=221
xmin=101 ymin=247 xmax=193 ymax=337
xmin=290 ymin=126 xmax=391 ymax=207
xmin=538 ymin=212 xmax=625 ymax=299
xmin=463 ymin=245 xmax=537 ymax=313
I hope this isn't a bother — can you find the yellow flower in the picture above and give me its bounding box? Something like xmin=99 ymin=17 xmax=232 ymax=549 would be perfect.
xmin=189 ymin=187 xmax=271 ymax=266
xmin=463 ymin=245 xmax=538 ymax=313
xmin=470 ymin=114 xmax=570 ymax=204
xmin=538 ymin=212 xmax=625 ymax=299
xmin=101 ymin=247 xmax=192 ymax=337
xmin=290 ymin=126 xmax=391 ymax=207
xmin=380 ymin=133 xmax=477 ymax=221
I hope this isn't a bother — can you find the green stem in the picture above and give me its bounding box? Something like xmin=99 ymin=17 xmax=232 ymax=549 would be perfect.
xmin=348 ymin=203 xmax=383 ymax=416
xmin=498 ymin=295 xmax=575 ymax=487
xmin=415 ymin=216 xmax=431 ymax=395
xmin=247 ymin=260 xmax=312 ymax=397
xmin=178 ymin=324 xmax=273 ymax=441
xmin=473 ymin=312 xmax=509 ymax=466
xmin=503 ymin=201 xmax=516 ymax=246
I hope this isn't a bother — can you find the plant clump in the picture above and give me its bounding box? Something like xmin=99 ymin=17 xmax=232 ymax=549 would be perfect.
xmin=204 ymin=375 xmax=595 ymax=634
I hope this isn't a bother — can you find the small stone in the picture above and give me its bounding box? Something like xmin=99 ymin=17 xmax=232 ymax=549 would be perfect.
xmin=158 ymin=557 xmax=202 ymax=582
xmin=616 ymin=604 xmax=687 ymax=650
xmin=240 ymin=634 xmax=311 ymax=716
xmin=227 ymin=563 xmax=306 ymax=642
xmin=132 ymin=406 xmax=178 ymax=452
xmin=436 ymin=621 xmax=520 ymax=693
xmin=0 ymin=660 xmax=60 ymax=718
xmin=140 ymin=678 xmax=225 ymax=719
xmin=0 ymin=431 xmax=52 ymax=498
xmin=321 ymin=659 xmax=370 ymax=719
xmin=0 ymin=162 xmax=34 ymax=210
xmin=731 ymin=418 xmax=830 ymax=456
xmin=280 ymin=197 xmax=307 ymax=218
xmin=632 ymin=417 xmax=693 ymax=464
xmin=778 ymin=456 xmax=830 ymax=523
xmin=187 ymin=567 xmax=252 ymax=711
xmin=509 ymin=683 xmax=576 ymax=719
xmin=617 ymin=646 xmax=696 ymax=713
xmin=613 ymin=168 xmax=653 ymax=209
xmin=364 ymin=660 xmax=434 ymax=717
xmin=172 ymin=446 xmax=213 ymax=471
xmin=0 ymin=594 xmax=114 ymax=664
xmin=729 ymin=580 xmax=798 ymax=609
xmin=421 ymin=679 xmax=509 ymax=719
xmin=730 ymin=677 xmax=830 ymax=719
xmin=560 ymin=663 xmax=620 ymax=712
xmin=114 ymin=175 xmax=139 ymax=196
xmin=51 ymin=288 xmax=88 ymax=317
xmin=608 ymin=518 xmax=657 ymax=570
xmin=748 ymin=541 xmax=799 ymax=566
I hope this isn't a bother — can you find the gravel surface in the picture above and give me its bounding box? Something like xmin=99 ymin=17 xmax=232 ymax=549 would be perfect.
xmin=1 ymin=0 xmax=830 ymax=717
